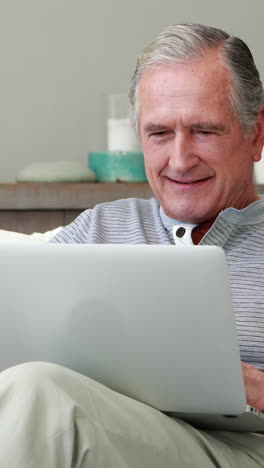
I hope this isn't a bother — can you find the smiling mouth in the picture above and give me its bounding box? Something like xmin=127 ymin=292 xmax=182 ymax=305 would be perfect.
xmin=166 ymin=176 xmax=212 ymax=185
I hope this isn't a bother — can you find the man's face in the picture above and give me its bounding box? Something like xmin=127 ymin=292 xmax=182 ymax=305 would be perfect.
xmin=139 ymin=52 xmax=263 ymax=223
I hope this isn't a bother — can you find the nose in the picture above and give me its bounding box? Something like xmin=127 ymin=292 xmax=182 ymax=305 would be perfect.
xmin=168 ymin=132 xmax=199 ymax=175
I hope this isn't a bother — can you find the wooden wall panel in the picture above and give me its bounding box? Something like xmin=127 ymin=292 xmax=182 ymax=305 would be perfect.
xmin=0 ymin=183 xmax=153 ymax=233
xmin=0 ymin=210 xmax=65 ymax=234
xmin=63 ymin=210 xmax=82 ymax=226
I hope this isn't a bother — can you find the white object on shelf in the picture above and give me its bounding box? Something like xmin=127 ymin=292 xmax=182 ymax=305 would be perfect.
xmin=16 ymin=161 xmax=96 ymax=183
xmin=107 ymin=93 xmax=139 ymax=152
xmin=254 ymin=151 xmax=264 ymax=184
xmin=107 ymin=118 xmax=138 ymax=152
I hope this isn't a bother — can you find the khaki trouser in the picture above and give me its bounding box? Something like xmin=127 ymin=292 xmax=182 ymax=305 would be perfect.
xmin=0 ymin=362 xmax=263 ymax=468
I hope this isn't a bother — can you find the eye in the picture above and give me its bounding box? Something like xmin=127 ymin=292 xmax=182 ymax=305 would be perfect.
xmin=151 ymin=131 xmax=166 ymax=137
xmin=196 ymin=129 xmax=220 ymax=136
xmin=198 ymin=130 xmax=214 ymax=135
xmin=149 ymin=130 xmax=173 ymax=140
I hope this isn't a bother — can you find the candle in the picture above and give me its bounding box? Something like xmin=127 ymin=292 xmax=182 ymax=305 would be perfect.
xmin=107 ymin=117 xmax=138 ymax=152
xmin=107 ymin=94 xmax=139 ymax=153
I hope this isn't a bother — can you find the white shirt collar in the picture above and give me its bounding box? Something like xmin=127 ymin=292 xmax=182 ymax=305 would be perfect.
xmin=159 ymin=206 xmax=198 ymax=246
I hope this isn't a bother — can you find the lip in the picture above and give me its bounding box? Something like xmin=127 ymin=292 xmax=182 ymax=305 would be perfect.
xmin=165 ymin=176 xmax=213 ymax=189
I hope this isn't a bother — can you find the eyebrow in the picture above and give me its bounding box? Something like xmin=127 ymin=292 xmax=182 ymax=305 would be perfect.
xmin=143 ymin=123 xmax=169 ymax=134
xmin=192 ymin=122 xmax=226 ymax=132
xmin=143 ymin=121 xmax=226 ymax=134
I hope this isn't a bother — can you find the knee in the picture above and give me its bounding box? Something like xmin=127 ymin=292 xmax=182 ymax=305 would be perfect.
xmin=0 ymin=361 xmax=108 ymax=420
xmin=0 ymin=361 xmax=98 ymax=399
xmin=0 ymin=361 xmax=66 ymax=392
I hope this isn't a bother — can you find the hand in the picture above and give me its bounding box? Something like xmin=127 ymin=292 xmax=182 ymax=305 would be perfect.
xmin=241 ymin=361 xmax=264 ymax=412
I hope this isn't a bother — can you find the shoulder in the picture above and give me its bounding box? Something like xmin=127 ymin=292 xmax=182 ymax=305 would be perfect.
xmin=93 ymin=197 xmax=159 ymax=217
xmin=50 ymin=197 xmax=160 ymax=243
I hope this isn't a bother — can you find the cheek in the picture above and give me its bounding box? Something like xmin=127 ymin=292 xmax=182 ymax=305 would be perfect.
xmin=144 ymin=155 xmax=163 ymax=179
xmin=197 ymin=139 xmax=232 ymax=169
xmin=143 ymin=143 xmax=168 ymax=174
xmin=195 ymin=137 xmax=226 ymax=156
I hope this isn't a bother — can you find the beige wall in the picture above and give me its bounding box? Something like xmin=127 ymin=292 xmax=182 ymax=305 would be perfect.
xmin=0 ymin=0 xmax=262 ymax=181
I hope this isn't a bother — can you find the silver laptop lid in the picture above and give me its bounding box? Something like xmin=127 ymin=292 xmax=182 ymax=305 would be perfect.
xmin=0 ymin=243 xmax=247 ymax=414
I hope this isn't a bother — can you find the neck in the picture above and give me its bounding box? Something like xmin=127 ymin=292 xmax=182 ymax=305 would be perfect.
xmin=192 ymin=219 xmax=216 ymax=245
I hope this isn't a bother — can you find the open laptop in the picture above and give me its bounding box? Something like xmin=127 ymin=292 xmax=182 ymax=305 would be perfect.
xmin=1 ymin=243 xmax=264 ymax=432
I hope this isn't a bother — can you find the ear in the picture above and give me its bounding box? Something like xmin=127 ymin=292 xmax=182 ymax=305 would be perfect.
xmin=250 ymin=108 xmax=264 ymax=163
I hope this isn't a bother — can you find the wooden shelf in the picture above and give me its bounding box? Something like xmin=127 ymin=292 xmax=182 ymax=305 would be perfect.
xmin=0 ymin=182 xmax=263 ymax=234
xmin=0 ymin=182 xmax=153 ymax=210
xmin=0 ymin=182 xmax=153 ymax=234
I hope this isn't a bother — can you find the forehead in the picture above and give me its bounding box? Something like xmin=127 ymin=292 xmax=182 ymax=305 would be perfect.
xmin=138 ymin=53 xmax=233 ymax=126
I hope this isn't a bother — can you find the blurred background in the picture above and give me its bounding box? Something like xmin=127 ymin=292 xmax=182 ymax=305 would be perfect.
xmin=0 ymin=0 xmax=263 ymax=182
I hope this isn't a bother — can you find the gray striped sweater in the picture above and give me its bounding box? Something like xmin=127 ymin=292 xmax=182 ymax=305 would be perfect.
xmin=50 ymin=196 xmax=264 ymax=370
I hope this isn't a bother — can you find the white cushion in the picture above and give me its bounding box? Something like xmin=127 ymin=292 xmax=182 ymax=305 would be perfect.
xmin=0 ymin=227 xmax=63 ymax=243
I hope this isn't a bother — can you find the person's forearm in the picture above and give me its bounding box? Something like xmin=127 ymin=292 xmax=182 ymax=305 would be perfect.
xmin=242 ymin=361 xmax=264 ymax=411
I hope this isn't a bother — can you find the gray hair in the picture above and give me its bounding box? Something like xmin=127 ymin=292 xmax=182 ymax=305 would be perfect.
xmin=129 ymin=23 xmax=264 ymax=135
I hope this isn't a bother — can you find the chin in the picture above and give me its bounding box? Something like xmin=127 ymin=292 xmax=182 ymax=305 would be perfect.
xmin=162 ymin=200 xmax=214 ymax=224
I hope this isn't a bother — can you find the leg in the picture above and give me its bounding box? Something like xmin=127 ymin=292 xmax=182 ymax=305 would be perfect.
xmin=0 ymin=362 xmax=263 ymax=468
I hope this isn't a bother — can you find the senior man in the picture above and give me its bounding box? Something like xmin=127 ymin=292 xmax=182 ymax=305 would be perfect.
xmin=1 ymin=23 xmax=264 ymax=467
